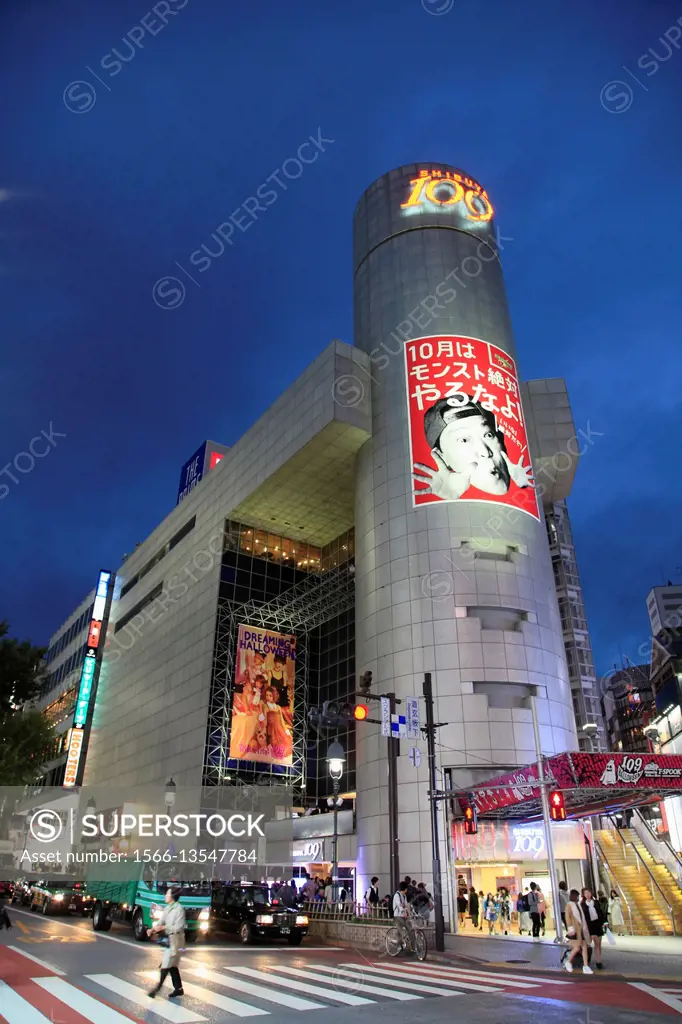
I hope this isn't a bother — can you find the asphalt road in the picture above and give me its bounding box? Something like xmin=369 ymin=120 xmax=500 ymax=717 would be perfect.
xmin=2 ymin=907 xmax=682 ymax=1024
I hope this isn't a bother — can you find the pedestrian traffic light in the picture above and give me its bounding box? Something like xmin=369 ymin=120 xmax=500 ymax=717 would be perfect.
xmin=353 ymin=703 xmax=369 ymax=721
xmin=550 ymin=791 xmax=566 ymax=821
xmin=463 ymin=804 xmax=478 ymax=834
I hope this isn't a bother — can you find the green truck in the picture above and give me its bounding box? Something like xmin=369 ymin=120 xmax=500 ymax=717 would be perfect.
xmin=87 ymin=863 xmax=211 ymax=941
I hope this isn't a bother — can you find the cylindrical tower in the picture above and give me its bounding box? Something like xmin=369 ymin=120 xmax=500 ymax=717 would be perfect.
xmin=352 ymin=163 xmax=577 ymax=894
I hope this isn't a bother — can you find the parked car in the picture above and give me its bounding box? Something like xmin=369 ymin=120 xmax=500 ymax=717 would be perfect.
xmin=211 ymin=882 xmax=308 ymax=945
xmin=29 ymin=879 xmax=93 ymax=916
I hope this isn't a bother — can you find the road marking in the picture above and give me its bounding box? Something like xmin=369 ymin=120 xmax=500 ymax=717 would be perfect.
xmin=32 ymin=976 xmax=143 ymax=1023
xmin=14 ymin=919 xmax=30 ymax=934
xmin=228 ymin=965 xmax=374 ymax=1006
xmin=184 ymin=965 xmax=325 ymax=1010
xmin=85 ymin=975 xmax=206 ymax=1021
xmin=400 ymin=962 xmax=571 ymax=985
xmin=389 ymin=963 xmax=545 ymax=989
xmin=0 ymin=981 xmax=53 ymax=1024
xmin=630 ymin=983 xmax=682 ymax=1016
xmin=269 ymin=963 xmax=420 ymax=1000
xmin=6 ymin=945 xmax=66 ymax=975
xmin=341 ymin=963 xmax=497 ymax=995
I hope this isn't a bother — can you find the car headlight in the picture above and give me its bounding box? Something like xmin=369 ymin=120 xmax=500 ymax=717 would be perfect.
xmin=199 ymin=908 xmax=210 ymax=921
xmin=256 ymin=914 xmax=274 ymax=925
xmin=53 ymin=893 xmax=65 ymax=902
xmin=295 ymin=915 xmax=309 ymax=926
xmin=199 ymin=921 xmax=209 ymax=932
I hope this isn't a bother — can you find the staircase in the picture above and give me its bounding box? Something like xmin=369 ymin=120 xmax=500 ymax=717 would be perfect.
xmin=595 ymin=827 xmax=682 ymax=936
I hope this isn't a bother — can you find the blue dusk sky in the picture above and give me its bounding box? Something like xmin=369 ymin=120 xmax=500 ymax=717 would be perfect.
xmin=1 ymin=0 xmax=681 ymax=675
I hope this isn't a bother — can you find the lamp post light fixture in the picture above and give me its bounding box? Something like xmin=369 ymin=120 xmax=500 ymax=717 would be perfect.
xmin=582 ymin=721 xmax=599 ymax=753
xmin=326 ymin=742 xmax=345 ymax=902
xmin=165 ymin=778 xmax=177 ymax=809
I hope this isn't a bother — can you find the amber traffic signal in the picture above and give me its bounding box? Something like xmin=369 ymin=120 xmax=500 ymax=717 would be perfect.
xmin=550 ymin=790 xmax=566 ymax=821
xmin=353 ymin=704 xmax=369 ymax=721
xmin=463 ymin=804 xmax=478 ymax=834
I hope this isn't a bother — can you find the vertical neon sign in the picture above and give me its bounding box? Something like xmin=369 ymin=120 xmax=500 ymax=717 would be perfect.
xmin=64 ymin=570 xmax=112 ymax=788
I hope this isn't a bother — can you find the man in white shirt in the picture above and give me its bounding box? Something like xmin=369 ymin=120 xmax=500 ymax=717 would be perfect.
xmin=393 ymin=881 xmax=410 ymax=946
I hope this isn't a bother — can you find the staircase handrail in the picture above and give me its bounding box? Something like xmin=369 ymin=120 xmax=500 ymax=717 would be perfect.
xmin=631 ymin=808 xmax=682 ymax=886
xmin=606 ymin=815 xmax=678 ymax=935
xmin=594 ymin=838 xmax=634 ymax=936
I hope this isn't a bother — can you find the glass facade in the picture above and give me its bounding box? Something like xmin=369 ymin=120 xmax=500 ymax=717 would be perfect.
xmin=545 ymin=500 xmax=604 ymax=750
xmin=208 ymin=520 xmax=356 ymax=802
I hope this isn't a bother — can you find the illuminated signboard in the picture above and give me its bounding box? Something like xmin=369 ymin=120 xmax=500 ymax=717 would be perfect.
xmin=63 ymin=727 xmax=84 ymax=788
xmin=401 ymin=168 xmax=493 ymax=223
xmin=208 ymin=449 xmax=224 ymax=470
xmin=63 ymin=569 xmax=112 ymax=788
xmin=176 ymin=441 xmax=229 ymax=505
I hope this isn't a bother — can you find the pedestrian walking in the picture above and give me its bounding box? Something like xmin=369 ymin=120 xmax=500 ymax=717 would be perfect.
xmin=608 ymin=889 xmax=626 ymax=936
xmin=498 ymin=889 xmax=512 ymax=935
xmin=517 ymin=889 xmax=531 ymax=935
xmin=477 ymin=891 xmax=485 ymax=931
xmin=300 ymin=874 xmax=316 ymax=904
xmin=0 ymin=902 xmax=12 ymax=931
xmin=597 ymin=890 xmax=609 ymax=919
xmin=148 ymin=887 xmax=186 ymax=999
xmin=558 ymin=880 xmax=568 ymax=930
xmin=457 ymin=890 xmax=468 ymax=928
xmin=468 ymin=887 xmax=480 ymax=929
xmin=580 ymin=887 xmax=606 ymax=970
xmin=564 ymin=888 xmax=593 ymax=974
xmin=483 ymin=892 xmax=498 ymax=935
xmin=411 ymin=883 xmax=434 ymax=922
xmin=536 ymin=886 xmax=547 ymax=936
xmin=527 ymin=882 xmax=542 ymax=938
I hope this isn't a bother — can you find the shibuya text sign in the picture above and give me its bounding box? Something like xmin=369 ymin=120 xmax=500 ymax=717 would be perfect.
xmin=401 ymin=168 xmax=493 ymax=223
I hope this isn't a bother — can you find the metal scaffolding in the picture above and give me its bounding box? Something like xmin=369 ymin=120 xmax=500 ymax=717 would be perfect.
xmin=204 ymin=563 xmax=355 ymax=791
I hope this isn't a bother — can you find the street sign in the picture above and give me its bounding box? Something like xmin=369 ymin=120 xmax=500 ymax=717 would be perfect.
xmin=406 ymin=697 xmax=420 ymax=738
xmin=409 ymin=746 xmax=421 ymax=768
xmin=391 ymin=714 xmax=406 ymax=738
xmin=380 ymin=697 xmax=391 ymax=737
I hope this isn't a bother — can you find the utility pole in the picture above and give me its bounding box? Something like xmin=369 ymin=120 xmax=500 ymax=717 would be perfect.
xmin=423 ymin=672 xmax=445 ymax=952
xmin=387 ymin=692 xmax=400 ymax=895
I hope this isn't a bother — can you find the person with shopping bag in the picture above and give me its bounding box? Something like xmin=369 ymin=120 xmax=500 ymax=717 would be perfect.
xmin=148 ymin=887 xmax=186 ymax=999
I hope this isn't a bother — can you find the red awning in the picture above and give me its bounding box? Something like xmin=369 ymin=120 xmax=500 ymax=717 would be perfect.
xmin=459 ymin=751 xmax=682 ymax=820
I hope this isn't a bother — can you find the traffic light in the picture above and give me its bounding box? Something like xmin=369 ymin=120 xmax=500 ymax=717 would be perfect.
xmin=550 ymin=791 xmax=566 ymax=821
xmin=358 ymin=671 xmax=373 ymax=696
xmin=463 ymin=804 xmax=478 ymax=835
xmin=321 ymin=700 xmax=370 ymax=727
xmin=353 ymin=704 xmax=369 ymax=721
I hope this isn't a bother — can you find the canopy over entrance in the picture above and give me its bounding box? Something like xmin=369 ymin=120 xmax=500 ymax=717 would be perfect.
xmin=456 ymin=751 xmax=682 ymax=820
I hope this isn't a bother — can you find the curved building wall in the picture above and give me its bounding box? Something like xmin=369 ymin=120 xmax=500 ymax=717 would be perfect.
xmin=352 ymin=163 xmax=577 ymax=889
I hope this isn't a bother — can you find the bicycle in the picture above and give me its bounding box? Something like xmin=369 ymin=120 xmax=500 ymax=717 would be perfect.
xmin=385 ymin=908 xmax=427 ymax=960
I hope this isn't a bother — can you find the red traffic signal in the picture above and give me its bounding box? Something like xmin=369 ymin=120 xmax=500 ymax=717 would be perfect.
xmin=463 ymin=804 xmax=478 ymax=834
xmin=550 ymin=791 xmax=566 ymax=821
xmin=353 ymin=704 xmax=369 ymax=721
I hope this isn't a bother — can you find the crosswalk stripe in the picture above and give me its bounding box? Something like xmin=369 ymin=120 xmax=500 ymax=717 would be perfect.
xmin=335 ymin=963 xmax=470 ymax=997
xmin=386 ymin=963 xmax=543 ymax=989
xmin=0 ymin=981 xmax=52 ymax=1024
xmin=174 ymin=980 xmax=270 ymax=1017
xmin=184 ymin=966 xmax=323 ymax=1010
xmin=84 ymin=974 xmax=205 ymax=1022
xmin=630 ymin=982 xmax=682 ymax=1016
xmin=6 ymin=946 xmax=66 ymax=976
xmin=274 ymin=964 xmax=419 ymax=1001
xmin=228 ymin=965 xmax=374 ymax=1006
xmin=343 ymin=963 xmax=503 ymax=994
xmin=397 ymin=962 xmax=570 ymax=985
xmin=32 ymin=977 xmax=144 ymax=1023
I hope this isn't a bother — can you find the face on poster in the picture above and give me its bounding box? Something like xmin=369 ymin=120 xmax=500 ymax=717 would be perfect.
xmin=405 ymin=335 xmax=539 ymax=521
xmin=229 ymin=625 xmax=296 ymax=767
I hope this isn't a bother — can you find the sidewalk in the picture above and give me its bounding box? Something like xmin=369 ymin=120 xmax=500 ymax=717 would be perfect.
xmin=440 ymin=927 xmax=682 ymax=980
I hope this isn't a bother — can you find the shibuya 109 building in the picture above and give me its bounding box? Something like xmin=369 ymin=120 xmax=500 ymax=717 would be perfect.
xmin=38 ymin=164 xmax=599 ymax=902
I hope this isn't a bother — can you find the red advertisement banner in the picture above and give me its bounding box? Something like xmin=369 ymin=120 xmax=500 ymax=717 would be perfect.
xmin=470 ymin=752 xmax=682 ymax=814
xmin=229 ymin=625 xmax=295 ymax=767
xmin=405 ymin=334 xmax=539 ymax=521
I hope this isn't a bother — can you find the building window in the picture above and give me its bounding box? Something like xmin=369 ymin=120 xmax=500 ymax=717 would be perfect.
xmin=114 ymin=582 xmax=164 ymax=633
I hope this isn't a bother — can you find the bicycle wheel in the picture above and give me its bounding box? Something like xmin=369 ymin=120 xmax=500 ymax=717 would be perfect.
xmin=385 ymin=927 xmax=403 ymax=957
xmin=413 ymin=929 xmax=427 ymax=961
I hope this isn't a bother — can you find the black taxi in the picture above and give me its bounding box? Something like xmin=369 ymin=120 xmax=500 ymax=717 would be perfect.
xmin=29 ymin=879 xmax=93 ymax=916
xmin=211 ymin=882 xmax=309 ymax=945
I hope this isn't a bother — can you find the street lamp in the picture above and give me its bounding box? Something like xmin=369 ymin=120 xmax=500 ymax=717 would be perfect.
xmin=326 ymin=742 xmax=345 ymax=902
xmin=582 ymin=721 xmax=599 ymax=753
xmin=165 ymin=778 xmax=177 ymax=810
xmin=644 ymin=725 xmax=661 ymax=753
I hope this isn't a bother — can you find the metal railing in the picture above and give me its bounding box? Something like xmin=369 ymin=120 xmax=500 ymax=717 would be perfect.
xmin=302 ymin=900 xmax=392 ymax=922
xmin=594 ymin=838 xmax=633 ymax=935
xmin=606 ymin=816 xmax=677 ymax=935
xmin=631 ymin=808 xmax=682 ymax=887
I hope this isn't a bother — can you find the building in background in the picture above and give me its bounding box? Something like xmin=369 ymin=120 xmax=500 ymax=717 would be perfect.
xmin=601 ymin=663 xmax=654 ymax=753
xmin=522 ymin=380 xmax=604 ymax=752
xmin=647 ymin=582 xmax=682 ymax=638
